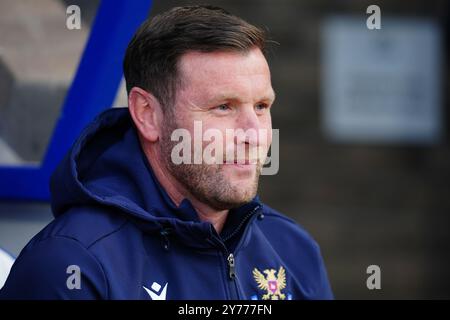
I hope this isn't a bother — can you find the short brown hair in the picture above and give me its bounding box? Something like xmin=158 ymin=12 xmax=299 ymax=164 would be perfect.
xmin=123 ymin=5 xmax=268 ymax=111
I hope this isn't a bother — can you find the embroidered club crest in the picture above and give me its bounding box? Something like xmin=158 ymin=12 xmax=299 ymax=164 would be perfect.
xmin=252 ymin=266 xmax=287 ymax=300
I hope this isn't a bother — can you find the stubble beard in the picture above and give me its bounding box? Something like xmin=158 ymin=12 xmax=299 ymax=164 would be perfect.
xmin=160 ymin=118 xmax=262 ymax=211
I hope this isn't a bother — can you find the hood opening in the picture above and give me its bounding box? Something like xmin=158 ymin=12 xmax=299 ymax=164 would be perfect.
xmin=50 ymin=108 xmax=262 ymax=249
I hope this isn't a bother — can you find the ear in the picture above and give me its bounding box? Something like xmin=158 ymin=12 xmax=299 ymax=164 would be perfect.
xmin=128 ymin=87 xmax=162 ymax=142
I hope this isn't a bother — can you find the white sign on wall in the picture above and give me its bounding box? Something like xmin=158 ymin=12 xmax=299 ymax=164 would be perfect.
xmin=321 ymin=17 xmax=442 ymax=144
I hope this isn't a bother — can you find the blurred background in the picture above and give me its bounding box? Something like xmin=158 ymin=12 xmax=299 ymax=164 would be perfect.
xmin=0 ymin=0 xmax=449 ymax=299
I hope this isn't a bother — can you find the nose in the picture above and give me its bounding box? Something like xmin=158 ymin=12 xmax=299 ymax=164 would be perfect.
xmin=235 ymin=105 xmax=260 ymax=146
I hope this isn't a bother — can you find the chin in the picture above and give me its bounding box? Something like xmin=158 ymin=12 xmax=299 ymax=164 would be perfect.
xmin=231 ymin=185 xmax=257 ymax=202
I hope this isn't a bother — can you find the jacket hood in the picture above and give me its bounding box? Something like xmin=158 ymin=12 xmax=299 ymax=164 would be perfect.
xmin=50 ymin=108 xmax=261 ymax=249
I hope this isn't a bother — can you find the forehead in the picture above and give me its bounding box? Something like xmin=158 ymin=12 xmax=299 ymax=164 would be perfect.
xmin=177 ymin=48 xmax=272 ymax=100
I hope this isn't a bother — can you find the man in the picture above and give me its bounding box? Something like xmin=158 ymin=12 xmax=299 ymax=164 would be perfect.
xmin=0 ymin=5 xmax=333 ymax=300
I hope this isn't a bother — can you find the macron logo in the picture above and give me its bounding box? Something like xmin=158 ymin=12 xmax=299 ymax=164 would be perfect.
xmin=143 ymin=282 xmax=168 ymax=300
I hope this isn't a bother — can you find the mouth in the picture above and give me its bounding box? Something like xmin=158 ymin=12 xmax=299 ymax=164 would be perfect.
xmin=223 ymin=159 xmax=257 ymax=173
xmin=226 ymin=158 xmax=258 ymax=165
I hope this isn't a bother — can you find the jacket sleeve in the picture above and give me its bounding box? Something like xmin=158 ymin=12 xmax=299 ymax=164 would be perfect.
xmin=0 ymin=236 xmax=107 ymax=299
xmin=312 ymin=241 xmax=334 ymax=300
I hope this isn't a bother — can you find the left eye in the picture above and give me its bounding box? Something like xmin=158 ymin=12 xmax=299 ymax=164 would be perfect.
xmin=255 ymin=103 xmax=268 ymax=111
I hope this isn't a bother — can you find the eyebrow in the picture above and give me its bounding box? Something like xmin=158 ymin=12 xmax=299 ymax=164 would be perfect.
xmin=208 ymin=90 xmax=276 ymax=104
xmin=267 ymin=90 xmax=276 ymax=102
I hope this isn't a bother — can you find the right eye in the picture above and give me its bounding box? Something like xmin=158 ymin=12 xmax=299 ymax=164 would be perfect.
xmin=215 ymin=104 xmax=231 ymax=112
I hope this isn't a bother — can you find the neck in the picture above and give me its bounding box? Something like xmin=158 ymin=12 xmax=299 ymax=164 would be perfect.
xmin=142 ymin=141 xmax=229 ymax=234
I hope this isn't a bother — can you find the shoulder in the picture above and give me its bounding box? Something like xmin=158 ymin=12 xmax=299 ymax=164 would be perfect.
xmin=0 ymin=206 xmax=131 ymax=299
xmin=0 ymin=232 xmax=108 ymax=299
xmin=32 ymin=205 xmax=130 ymax=250
xmin=255 ymin=204 xmax=334 ymax=299
xmin=258 ymin=204 xmax=321 ymax=251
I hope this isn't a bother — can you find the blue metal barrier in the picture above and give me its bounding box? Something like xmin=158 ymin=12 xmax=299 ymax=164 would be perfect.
xmin=0 ymin=0 xmax=153 ymax=201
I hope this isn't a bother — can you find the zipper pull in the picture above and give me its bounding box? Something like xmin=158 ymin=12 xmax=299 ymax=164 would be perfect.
xmin=227 ymin=253 xmax=236 ymax=279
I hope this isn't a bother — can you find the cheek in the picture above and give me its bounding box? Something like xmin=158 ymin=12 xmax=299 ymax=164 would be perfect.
xmin=267 ymin=129 xmax=273 ymax=147
xmin=260 ymin=120 xmax=273 ymax=148
xmin=202 ymin=121 xmax=234 ymax=145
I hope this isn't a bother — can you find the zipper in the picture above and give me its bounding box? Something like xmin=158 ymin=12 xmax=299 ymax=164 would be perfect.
xmin=208 ymin=233 xmax=239 ymax=298
xmin=217 ymin=205 xmax=261 ymax=280
xmin=209 ymin=205 xmax=262 ymax=299
xmin=227 ymin=253 xmax=236 ymax=279
xmin=222 ymin=205 xmax=261 ymax=242
xmin=212 ymin=238 xmax=235 ymax=281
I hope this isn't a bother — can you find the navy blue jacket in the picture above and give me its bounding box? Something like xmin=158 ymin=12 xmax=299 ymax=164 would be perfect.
xmin=0 ymin=108 xmax=333 ymax=300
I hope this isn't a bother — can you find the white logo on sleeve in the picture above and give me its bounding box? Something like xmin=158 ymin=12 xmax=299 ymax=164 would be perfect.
xmin=143 ymin=282 xmax=168 ymax=300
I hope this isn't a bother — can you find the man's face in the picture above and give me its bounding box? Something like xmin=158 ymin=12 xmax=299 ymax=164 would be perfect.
xmin=160 ymin=47 xmax=275 ymax=210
